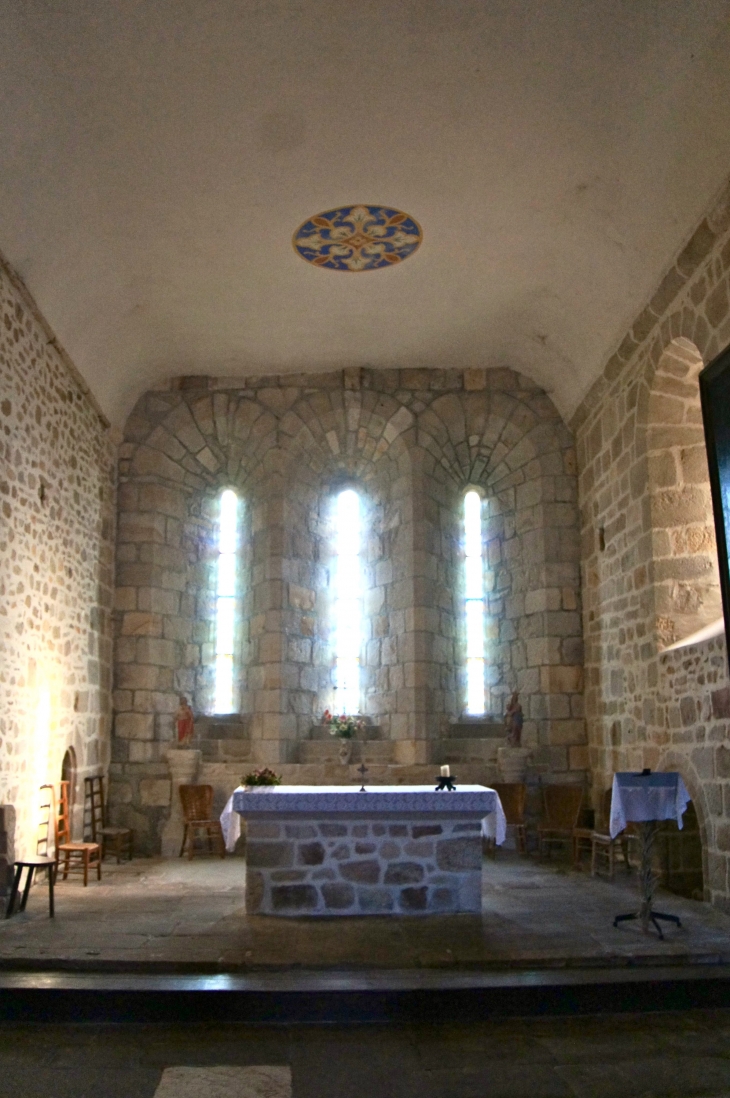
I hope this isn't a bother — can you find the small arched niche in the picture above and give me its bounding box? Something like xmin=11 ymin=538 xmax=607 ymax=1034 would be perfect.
xmin=647 ymin=337 xmax=722 ymax=648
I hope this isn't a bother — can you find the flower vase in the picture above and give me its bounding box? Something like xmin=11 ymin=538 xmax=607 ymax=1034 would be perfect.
xmin=338 ymin=739 xmax=353 ymax=766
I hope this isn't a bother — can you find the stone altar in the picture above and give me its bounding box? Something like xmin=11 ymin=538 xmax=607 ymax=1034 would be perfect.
xmin=229 ymin=784 xmax=505 ymax=916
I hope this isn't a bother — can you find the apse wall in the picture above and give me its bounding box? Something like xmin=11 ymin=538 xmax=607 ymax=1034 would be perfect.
xmin=0 ymin=257 xmax=115 ymax=869
xmin=112 ymin=366 xmax=585 ymax=853
xmin=573 ymin=175 xmax=730 ymax=909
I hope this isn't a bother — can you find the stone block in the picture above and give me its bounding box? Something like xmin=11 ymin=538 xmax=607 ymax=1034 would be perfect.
xmin=358 ymin=887 xmax=394 ymax=912
xmin=550 ymin=720 xmax=587 ymax=746
xmin=247 ymin=821 xmax=281 ymax=839
xmin=412 ymin=823 xmax=442 ymax=838
xmin=139 ymin=779 xmax=171 ymax=806
xmin=540 ymin=665 xmax=583 ymax=693
xmin=436 ymin=837 xmax=481 ymax=871
xmin=339 ymin=859 xmax=380 ymax=884
xmin=399 ymin=886 xmax=428 ymax=910
xmin=384 ymin=861 xmax=424 ymax=885
xmin=712 ymin=687 xmax=730 ymax=720
xmin=245 ymin=869 xmax=265 ymax=913
xmin=246 ymin=841 xmax=294 ymax=868
xmin=319 ymin=822 xmax=347 ymax=837
xmin=115 ymin=712 xmax=154 ymax=740
xmin=379 ymin=841 xmax=400 ymax=859
xmin=322 ymin=882 xmax=355 ymax=909
xmin=297 ymin=841 xmax=325 ymax=865
xmin=285 ymin=823 xmax=317 ymax=838
xmin=271 ymin=884 xmax=318 ymax=911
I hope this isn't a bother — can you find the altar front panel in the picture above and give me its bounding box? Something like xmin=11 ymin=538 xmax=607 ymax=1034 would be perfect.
xmin=232 ymin=785 xmax=500 ymax=916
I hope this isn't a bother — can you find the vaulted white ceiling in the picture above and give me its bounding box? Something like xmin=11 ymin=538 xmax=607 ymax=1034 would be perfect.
xmin=2 ymin=0 xmax=730 ymax=426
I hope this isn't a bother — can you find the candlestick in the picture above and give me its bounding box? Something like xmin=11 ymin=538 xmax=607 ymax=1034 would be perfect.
xmin=440 ymin=765 xmax=450 ymax=777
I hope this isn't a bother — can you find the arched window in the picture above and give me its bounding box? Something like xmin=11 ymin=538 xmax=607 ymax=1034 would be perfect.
xmin=333 ymin=488 xmax=363 ymax=715
xmin=214 ymin=488 xmax=239 ymax=714
xmin=464 ymin=489 xmax=486 ymax=716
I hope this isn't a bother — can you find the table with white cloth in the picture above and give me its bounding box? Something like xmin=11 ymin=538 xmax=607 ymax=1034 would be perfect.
xmin=610 ymin=771 xmax=690 ymax=938
xmin=221 ymin=784 xmax=506 ymax=917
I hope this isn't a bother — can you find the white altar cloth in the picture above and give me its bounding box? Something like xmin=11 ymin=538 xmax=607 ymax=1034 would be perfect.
xmin=609 ymin=771 xmax=690 ymax=839
xmin=220 ymin=784 xmax=506 ymax=852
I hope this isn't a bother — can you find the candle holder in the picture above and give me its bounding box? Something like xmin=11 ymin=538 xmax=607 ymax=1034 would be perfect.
xmin=434 ymin=775 xmax=457 ymax=791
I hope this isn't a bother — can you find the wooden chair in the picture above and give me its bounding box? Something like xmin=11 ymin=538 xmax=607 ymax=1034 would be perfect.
xmin=85 ymin=775 xmax=133 ymax=863
xmin=179 ymin=784 xmax=226 ymax=859
xmin=538 ymin=784 xmax=584 ymax=860
xmin=591 ymin=787 xmax=632 ymax=878
xmin=56 ymin=780 xmax=102 ymax=885
xmin=5 ymin=785 xmax=57 ymax=918
xmin=491 ymin=783 xmax=527 ymax=854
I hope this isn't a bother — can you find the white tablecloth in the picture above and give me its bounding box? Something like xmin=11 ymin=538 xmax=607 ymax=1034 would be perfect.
xmin=609 ymin=771 xmax=690 ymax=839
xmin=220 ymin=785 xmax=506 ymax=852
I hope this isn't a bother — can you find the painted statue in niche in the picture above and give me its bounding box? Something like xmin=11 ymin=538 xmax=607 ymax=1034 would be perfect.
xmin=176 ymin=696 xmax=195 ymax=746
xmin=504 ymin=691 xmax=523 ymax=747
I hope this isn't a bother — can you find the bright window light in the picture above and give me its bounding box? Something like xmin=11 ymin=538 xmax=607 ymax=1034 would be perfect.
xmin=334 ymin=489 xmax=362 ymax=715
xmin=464 ymin=490 xmax=485 ymax=715
xmin=214 ymin=489 xmax=238 ymax=714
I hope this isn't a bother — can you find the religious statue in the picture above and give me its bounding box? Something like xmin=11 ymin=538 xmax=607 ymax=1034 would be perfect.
xmin=176 ymin=696 xmax=195 ymax=746
xmin=504 ymin=691 xmax=523 ymax=748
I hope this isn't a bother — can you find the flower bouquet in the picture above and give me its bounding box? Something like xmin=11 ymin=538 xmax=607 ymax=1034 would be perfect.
xmin=321 ymin=710 xmax=366 ymax=739
xmin=241 ymin=767 xmax=282 ymax=788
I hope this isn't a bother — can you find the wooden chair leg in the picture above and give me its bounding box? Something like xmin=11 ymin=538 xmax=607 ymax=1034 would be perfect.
xmin=63 ymin=852 xmax=70 ymax=881
xmin=19 ymin=866 xmax=34 ymax=912
xmin=5 ymin=864 xmax=23 ymax=918
xmin=96 ymin=852 xmax=102 ymax=881
xmin=47 ymin=864 xmax=55 ymax=917
xmin=188 ymin=825 xmax=195 ymax=860
xmin=83 ymin=850 xmax=89 ymax=887
xmin=179 ymin=825 xmax=188 ymax=859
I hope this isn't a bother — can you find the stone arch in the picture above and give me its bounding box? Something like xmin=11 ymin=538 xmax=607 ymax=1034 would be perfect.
xmin=267 ymin=390 xmax=416 ymax=735
xmin=642 ymin=337 xmax=722 ymax=648
xmin=413 ymin=380 xmax=583 ymax=771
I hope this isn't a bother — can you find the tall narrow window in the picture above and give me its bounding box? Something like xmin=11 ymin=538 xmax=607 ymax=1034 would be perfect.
xmin=464 ymin=489 xmax=485 ymax=716
xmin=333 ymin=488 xmax=362 ymax=715
xmin=214 ymin=488 xmax=238 ymax=714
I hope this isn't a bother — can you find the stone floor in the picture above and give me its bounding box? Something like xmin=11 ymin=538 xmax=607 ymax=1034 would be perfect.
xmin=3 ymin=1012 xmax=730 ymax=1097
xmin=2 ymin=852 xmax=730 ymax=970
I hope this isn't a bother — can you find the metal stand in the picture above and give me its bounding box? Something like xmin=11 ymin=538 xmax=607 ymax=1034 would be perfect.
xmin=613 ymin=821 xmax=681 ymax=939
xmin=434 ymin=776 xmax=457 ymax=791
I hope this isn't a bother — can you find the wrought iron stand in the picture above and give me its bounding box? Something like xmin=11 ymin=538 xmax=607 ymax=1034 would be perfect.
xmin=613 ymin=820 xmax=682 ymax=939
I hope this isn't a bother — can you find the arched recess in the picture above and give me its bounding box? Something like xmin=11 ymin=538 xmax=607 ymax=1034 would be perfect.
xmin=269 ymin=389 xmax=415 ymax=741
xmin=416 ymin=381 xmax=584 ymax=769
xmin=657 ymin=748 xmax=711 ymax=903
xmin=645 ymin=338 xmax=722 ymax=648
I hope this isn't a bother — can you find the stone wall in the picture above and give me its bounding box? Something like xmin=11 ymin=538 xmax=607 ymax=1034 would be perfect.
xmin=245 ymin=816 xmax=483 ymax=916
xmin=0 ymin=255 xmax=115 ymax=861
xmin=573 ymin=174 xmax=730 ymax=909
xmin=112 ymin=367 xmax=585 ymax=852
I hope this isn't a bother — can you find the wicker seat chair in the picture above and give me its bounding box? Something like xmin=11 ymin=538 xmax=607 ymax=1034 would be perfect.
xmin=85 ymin=775 xmax=133 ymax=863
xmin=537 ymin=784 xmax=584 ymax=860
xmin=179 ymin=784 xmax=226 ymax=859
xmin=591 ymin=787 xmax=632 ymax=878
xmin=491 ymin=782 xmax=527 ymax=854
xmin=56 ymin=780 xmax=102 ymax=885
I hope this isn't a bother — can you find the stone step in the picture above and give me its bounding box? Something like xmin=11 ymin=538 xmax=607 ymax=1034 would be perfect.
xmin=195 ymin=716 xmax=251 ymax=741
xmin=443 ymin=720 xmax=504 ymax=740
xmin=309 ymin=724 xmax=384 ymax=741
xmin=198 ymin=738 xmax=253 ymax=762
xmin=299 ymin=740 xmax=395 ymax=764
xmin=437 ymin=738 xmax=500 ymax=764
